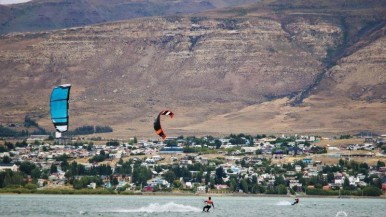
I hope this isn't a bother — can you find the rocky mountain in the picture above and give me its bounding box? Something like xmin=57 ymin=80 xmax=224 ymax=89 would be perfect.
xmin=0 ymin=0 xmax=259 ymax=35
xmin=0 ymin=0 xmax=385 ymax=138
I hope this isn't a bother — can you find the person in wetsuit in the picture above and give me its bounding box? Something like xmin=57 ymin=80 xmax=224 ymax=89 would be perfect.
xmin=203 ymin=197 xmax=215 ymax=212
xmin=291 ymin=198 xmax=299 ymax=205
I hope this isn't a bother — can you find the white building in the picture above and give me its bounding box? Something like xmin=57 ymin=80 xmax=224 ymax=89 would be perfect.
xmin=0 ymin=163 xmax=19 ymax=172
xmin=152 ymin=155 xmax=163 ymax=161
xmin=88 ymin=182 xmax=96 ymax=189
xmin=295 ymin=165 xmax=302 ymax=172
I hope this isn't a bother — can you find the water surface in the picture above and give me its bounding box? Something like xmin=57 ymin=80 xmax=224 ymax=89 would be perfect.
xmin=0 ymin=195 xmax=384 ymax=217
xmin=0 ymin=0 xmax=31 ymax=5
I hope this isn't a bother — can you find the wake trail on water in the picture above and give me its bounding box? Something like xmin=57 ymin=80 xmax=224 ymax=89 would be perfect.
xmin=106 ymin=202 xmax=201 ymax=213
xmin=335 ymin=211 xmax=348 ymax=217
xmin=276 ymin=201 xmax=292 ymax=206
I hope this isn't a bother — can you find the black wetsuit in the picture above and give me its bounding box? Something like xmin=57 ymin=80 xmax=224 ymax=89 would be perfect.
xmin=203 ymin=200 xmax=214 ymax=212
xmin=291 ymin=199 xmax=299 ymax=205
xmin=203 ymin=205 xmax=211 ymax=212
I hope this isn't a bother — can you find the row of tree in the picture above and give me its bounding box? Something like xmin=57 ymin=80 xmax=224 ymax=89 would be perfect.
xmin=0 ymin=116 xmax=52 ymax=138
xmin=64 ymin=125 xmax=113 ymax=136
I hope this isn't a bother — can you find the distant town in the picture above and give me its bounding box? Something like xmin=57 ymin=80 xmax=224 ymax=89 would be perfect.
xmin=1 ymin=133 xmax=386 ymax=197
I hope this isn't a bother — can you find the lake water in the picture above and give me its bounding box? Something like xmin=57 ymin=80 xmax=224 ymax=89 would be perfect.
xmin=0 ymin=0 xmax=31 ymax=5
xmin=0 ymin=195 xmax=385 ymax=217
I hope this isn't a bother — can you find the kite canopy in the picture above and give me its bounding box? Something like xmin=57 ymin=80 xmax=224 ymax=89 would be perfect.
xmin=50 ymin=84 xmax=71 ymax=133
xmin=154 ymin=110 xmax=174 ymax=140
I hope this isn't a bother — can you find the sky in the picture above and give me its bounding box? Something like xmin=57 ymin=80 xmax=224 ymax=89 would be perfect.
xmin=0 ymin=0 xmax=32 ymax=5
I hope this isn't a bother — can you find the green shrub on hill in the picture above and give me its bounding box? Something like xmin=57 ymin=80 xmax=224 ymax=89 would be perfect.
xmin=362 ymin=186 xmax=382 ymax=196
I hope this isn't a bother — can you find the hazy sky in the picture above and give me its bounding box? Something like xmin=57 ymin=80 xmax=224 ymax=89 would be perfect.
xmin=0 ymin=0 xmax=32 ymax=5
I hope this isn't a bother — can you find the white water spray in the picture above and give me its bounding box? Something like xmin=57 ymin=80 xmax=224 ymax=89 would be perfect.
xmin=335 ymin=211 xmax=348 ymax=217
xmin=276 ymin=201 xmax=292 ymax=206
xmin=111 ymin=202 xmax=201 ymax=213
xmin=0 ymin=0 xmax=32 ymax=5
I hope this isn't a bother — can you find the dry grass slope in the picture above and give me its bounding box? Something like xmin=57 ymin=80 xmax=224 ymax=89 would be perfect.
xmin=0 ymin=0 xmax=385 ymax=138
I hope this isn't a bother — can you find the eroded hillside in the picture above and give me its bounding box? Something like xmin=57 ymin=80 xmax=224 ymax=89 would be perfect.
xmin=0 ymin=0 xmax=385 ymax=137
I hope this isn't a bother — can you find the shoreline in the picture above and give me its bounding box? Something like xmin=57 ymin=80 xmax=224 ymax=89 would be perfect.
xmin=1 ymin=190 xmax=385 ymax=199
xmin=143 ymin=192 xmax=386 ymax=199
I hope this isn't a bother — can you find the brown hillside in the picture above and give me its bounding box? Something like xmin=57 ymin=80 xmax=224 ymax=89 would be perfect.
xmin=0 ymin=0 xmax=385 ymax=138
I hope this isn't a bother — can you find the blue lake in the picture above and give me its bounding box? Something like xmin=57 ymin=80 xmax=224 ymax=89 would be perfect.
xmin=0 ymin=194 xmax=385 ymax=217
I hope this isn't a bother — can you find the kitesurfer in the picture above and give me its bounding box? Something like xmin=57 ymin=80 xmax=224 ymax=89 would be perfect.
xmin=203 ymin=197 xmax=215 ymax=212
xmin=154 ymin=110 xmax=174 ymax=139
xmin=291 ymin=198 xmax=299 ymax=205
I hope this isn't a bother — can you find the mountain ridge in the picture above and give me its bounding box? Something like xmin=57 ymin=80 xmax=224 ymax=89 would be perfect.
xmin=0 ymin=0 xmax=260 ymax=35
xmin=0 ymin=0 xmax=385 ymax=138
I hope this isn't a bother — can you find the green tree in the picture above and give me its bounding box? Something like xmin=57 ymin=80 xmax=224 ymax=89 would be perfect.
xmin=72 ymin=179 xmax=83 ymax=189
xmin=5 ymin=142 xmax=14 ymax=150
xmin=240 ymin=159 xmax=247 ymax=168
xmin=255 ymin=149 xmax=262 ymax=155
xmin=214 ymin=140 xmax=222 ymax=149
xmin=173 ymin=180 xmax=182 ymax=188
xmin=215 ymin=167 xmax=226 ymax=184
xmin=172 ymin=166 xmax=191 ymax=182
xmin=205 ymin=170 xmax=211 ymax=185
xmin=87 ymin=144 xmax=93 ymax=151
xmin=209 ymin=178 xmax=215 ymax=189
xmin=15 ymin=140 xmax=28 ymax=148
xmin=65 ymin=170 xmax=73 ymax=179
xmin=275 ymin=175 xmax=286 ymax=186
xmin=240 ymin=179 xmax=248 ymax=193
xmin=327 ymin=173 xmax=334 ymax=183
xmin=89 ymin=150 xmax=109 ymax=163
xmin=25 ymin=183 xmax=38 ymax=190
xmin=196 ymin=171 xmax=203 ymax=183
xmin=229 ymin=178 xmax=237 ymax=192
xmin=19 ymin=161 xmax=36 ymax=175
xmin=50 ymin=164 xmax=58 ymax=174
xmin=41 ymin=169 xmax=49 ymax=179
xmin=164 ymin=171 xmax=176 ymax=184
xmin=72 ymin=176 xmax=102 ymax=189
xmin=106 ymin=140 xmax=120 ymax=146
xmin=60 ymin=159 xmax=69 ymax=172
xmin=343 ymin=177 xmax=350 ymax=190
xmin=369 ymin=175 xmax=382 ymax=188
xmin=257 ymin=184 xmax=265 ymax=193
xmin=56 ymin=154 xmax=69 ymax=162
xmin=31 ymin=167 xmax=42 ymax=179
xmin=115 ymin=161 xmax=132 ymax=175
xmin=277 ymin=184 xmax=287 ymax=195
xmin=70 ymin=161 xmax=79 ymax=176
xmin=2 ymin=171 xmax=25 ymax=187
xmin=362 ymin=186 xmax=382 ymax=196
xmin=132 ymin=166 xmax=152 ymax=186
xmin=0 ymin=145 xmax=7 ymax=153
xmin=112 ymin=177 xmax=119 ymax=186
xmin=376 ymin=160 xmax=385 ymax=169
xmin=2 ymin=155 xmax=11 ymax=164
xmin=339 ymin=159 xmax=345 ymax=167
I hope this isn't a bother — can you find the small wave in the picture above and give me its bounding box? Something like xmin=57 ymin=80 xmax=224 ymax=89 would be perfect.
xmin=276 ymin=201 xmax=292 ymax=206
xmin=335 ymin=211 xmax=348 ymax=217
xmin=110 ymin=202 xmax=201 ymax=213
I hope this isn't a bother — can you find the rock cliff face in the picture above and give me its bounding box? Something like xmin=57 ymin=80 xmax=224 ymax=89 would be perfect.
xmin=0 ymin=0 xmax=385 ymax=137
